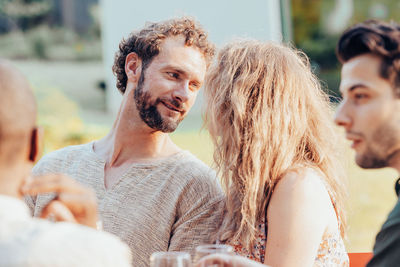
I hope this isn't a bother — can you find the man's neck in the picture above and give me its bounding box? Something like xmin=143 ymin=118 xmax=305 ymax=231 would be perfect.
xmin=94 ymin=111 xmax=180 ymax=167
xmin=0 ymin=167 xmax=26 ymax=199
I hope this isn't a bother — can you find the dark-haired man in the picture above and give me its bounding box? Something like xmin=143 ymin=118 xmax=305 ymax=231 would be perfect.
xmin=27 ymin=17 xmax=223 ymax=267
xmin=0 ymin=60 xmax=131 ymax=266
xmin=335 ymin=20 xmax=400 ymax=266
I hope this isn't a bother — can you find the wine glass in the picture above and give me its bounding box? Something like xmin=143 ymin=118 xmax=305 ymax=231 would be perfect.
xmin=150 ymin=251 xmax=192 ymax=267
xmin=194 ymin=244 xmax=234 ymax=266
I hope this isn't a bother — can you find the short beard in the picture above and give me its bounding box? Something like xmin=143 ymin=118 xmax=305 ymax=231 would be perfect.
xmin=356 ymin=151 xmax=388 ymax=169
xmin=134 ymin=73 xmax=182 ymax=133
xmin=356 ymin=123 xmax=399 ymax=169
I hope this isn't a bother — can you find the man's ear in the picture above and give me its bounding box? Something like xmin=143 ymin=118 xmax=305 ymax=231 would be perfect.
xmin=125 ymin=52 xmax=142 ymax=83
xmin=29 ymin=127 xmax=43 ymax=163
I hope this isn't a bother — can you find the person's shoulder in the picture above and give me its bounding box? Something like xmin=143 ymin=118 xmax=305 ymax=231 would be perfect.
xmin=170 ymin=151 xmax=223 ymax=200
xmin=30 ymin=220 xmax=132 ymax=266
xmin=175 ymin=150 xmax=216 ymax=179
xmin=40 ymin=143 xmax=93 ymax=162
xmin=381 ymin=199 xmax=400 ymax=229
xmin=55 ymin=222 xmax=130 ymax=252
xmin=269 ymin=168 xmax=332 ymax=218
xmin=33 ymin=143 xmax=94 ymax=174
xmin=369 ymin=201 xmax=400 ymax=267
xmin=275 ymin=168 xmax=329 ymax=200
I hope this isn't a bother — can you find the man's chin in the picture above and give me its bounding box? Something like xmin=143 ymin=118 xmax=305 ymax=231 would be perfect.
xmin=355 ymin=154 xmax=388 ymax=169
xmin=139 ymin=106 xmax=183 ymax=133
xmin=156 ymin=117 xmax=182 ymax=133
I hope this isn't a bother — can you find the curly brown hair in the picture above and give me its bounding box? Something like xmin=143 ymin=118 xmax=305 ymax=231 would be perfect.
xmin=337 ymin=19 xmax=400 ymax=96
xmin=112 ymin=17 xmax=215 ymax=94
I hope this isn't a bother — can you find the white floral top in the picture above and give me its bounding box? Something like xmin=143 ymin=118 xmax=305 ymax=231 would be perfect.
xmin=228 ymin=216 xmax=349 ymax=266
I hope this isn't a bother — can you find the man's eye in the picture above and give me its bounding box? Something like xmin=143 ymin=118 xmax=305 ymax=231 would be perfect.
xmin=167 ymin=72 xmax=179 ymax=79
xmin=190 ymin=82 xmax=200 ymax=90
xmin=354 ymin=93 xmax=368 ymax=100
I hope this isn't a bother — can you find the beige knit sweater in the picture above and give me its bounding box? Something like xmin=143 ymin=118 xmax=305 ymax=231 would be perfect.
xmin=26 ymin=142 xmax=224 ymax=267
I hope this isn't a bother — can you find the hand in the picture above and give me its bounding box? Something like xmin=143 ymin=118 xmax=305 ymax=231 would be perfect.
xmin=195 ymin=254 xmax=266 ymax=267
xmin=21 ymin=174 xmax=98 ymax=229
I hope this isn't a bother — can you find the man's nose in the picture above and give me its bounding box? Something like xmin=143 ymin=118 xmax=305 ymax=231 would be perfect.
xmin=334 ymin=101 xmax=352 ymax=129
xmin=172 ymin=81 xmax=190 ymax=103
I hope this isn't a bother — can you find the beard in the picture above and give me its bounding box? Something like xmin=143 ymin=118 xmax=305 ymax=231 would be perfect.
xmin=355 ymin=122 xmax=400 ymax=169
xmin=134 ymin=73 xmax=184 ymax=133
xmin=356 ymin=149 xmax=388 ymax=169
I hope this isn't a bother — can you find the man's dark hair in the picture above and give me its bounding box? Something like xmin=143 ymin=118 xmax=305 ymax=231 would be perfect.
xmin=112 ymin=17 xmax=215 ymax=94
xmin=337 ymin=20 xmax=400 ymax=96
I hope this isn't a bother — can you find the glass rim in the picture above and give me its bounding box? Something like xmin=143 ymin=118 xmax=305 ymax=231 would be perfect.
xmin=150 ymin=251 xmax=191 ymax=260
xmin=195 ymin=244 xmax=234 ymax=252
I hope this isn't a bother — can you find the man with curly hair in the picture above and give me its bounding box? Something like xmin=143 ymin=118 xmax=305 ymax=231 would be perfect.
xmin=335 ymin=20 xmax=400 ymax=266
xmin=27 ymin=17 xmax=223 ymax=266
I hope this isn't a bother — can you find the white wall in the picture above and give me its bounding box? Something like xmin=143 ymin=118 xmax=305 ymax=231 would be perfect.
xmin=100 ymin=0 xmax=282 ymax=115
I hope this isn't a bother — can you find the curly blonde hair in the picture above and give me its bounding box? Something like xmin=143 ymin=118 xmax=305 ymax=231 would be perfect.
xmin=204 ymin=40 xmax=347 ymax=252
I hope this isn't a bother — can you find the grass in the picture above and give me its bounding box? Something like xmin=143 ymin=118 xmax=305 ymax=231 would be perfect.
xmin=171 ymin=130 xmax=214 ymax=166
xmin=345 ymin=155 xmax=397 ymax=251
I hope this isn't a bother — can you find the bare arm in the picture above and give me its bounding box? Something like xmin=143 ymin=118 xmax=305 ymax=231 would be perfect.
xmin=264 ymin=169 xmax=337 ymax=267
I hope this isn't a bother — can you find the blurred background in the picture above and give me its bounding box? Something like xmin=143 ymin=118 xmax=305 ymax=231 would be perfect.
xmin=0 ymin=0 xmax=399 ymax=253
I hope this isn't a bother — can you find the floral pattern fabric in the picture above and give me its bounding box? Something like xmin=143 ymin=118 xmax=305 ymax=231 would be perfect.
xmin=228 ymin=216 xmax=349 ymax=266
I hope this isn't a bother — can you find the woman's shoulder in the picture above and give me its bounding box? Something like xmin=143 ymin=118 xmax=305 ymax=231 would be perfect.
xmin=275 ymin=168 xmax=329 ymax=199
xmin=268 ymin=167 xmax=333 ymax=220
xmin=264 ymin=168 xmax=344 ymax=266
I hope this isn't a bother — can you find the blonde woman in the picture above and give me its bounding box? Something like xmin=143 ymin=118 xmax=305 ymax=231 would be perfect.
xmin=198 ymin=40 xmax=348 ymax=267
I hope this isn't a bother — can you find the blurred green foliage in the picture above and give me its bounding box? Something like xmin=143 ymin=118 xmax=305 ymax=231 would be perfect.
xmin=88 ymin=4 xmax=101 ymax=39
xmin=291 ymin=0 xmax=400 ymax=99
xmin=0 ymin=0 xmax=102 ymax=60
xmin=1 ymin=0 xmax=52 ymax=31
xmin=30 ymin=26 xmax=49 ymax=59
xmin=292 ymin=0 xmax=323 ymax=45
xmin=33 ymin=84 xmax=107 ymax=154
xmin=350 ymin=0 xmax=400 ymax=23
xmin=0 ymin=25 xmax=102 ymax=60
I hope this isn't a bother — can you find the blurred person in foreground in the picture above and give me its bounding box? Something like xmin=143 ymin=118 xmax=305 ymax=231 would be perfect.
xmin=0 ymin=60 xmax=131 ymax=267
xmin=335 ymin=20 xmax=400 ymax=267
xmin=197 ymin=40 xmax=349 ymax=267
xmin=27 ymin=17 xmax=224 ymax=266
